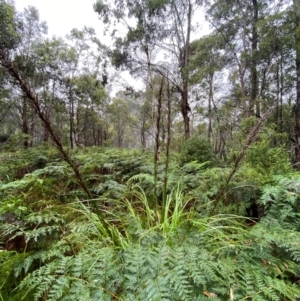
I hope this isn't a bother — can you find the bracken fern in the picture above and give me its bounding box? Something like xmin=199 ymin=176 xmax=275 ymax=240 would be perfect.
xmin=1 ymin=149 xmax=300 ymax=300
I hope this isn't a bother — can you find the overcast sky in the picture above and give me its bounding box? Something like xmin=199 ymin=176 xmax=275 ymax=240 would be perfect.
xmin=14 ymin=0 xmax=103 ymax=38
xmin=14 ymin=0 xmax=209 ymax=40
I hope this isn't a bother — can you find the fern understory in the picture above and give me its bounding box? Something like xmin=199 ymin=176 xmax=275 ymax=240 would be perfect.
xmin=0 ymin=147 xmax=299 ymax=300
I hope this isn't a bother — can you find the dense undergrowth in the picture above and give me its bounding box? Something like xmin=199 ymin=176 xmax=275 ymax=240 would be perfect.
xmin=0 ymin=146 xmax=300 ymax=300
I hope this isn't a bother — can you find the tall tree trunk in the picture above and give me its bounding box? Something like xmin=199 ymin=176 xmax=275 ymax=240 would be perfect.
xmin=43 ymin=125 xmax=50 ymax=142
xmin=141 ymin=119 xmax=146 ymax=148
xmin=162 ymin=77 xmax=172 ymax=216
xmin=250 ymin=0 xmax=259 ymax=117
xmin=98 ymin=129 xmax=102 ymax=146
xmin=22 ymin=96 xmax=29 ymax=148
xmin=208 ymin=73 xmax=214 ymax=140
xmin=92 ymin=127 xmax=97 ymax=146
xmin=117 ymin=120 xmax=123 ymax=148
xmin=240 ymin=20 xmax=249 ymax=117
xmin=181 ymin=0 xmax=192 ymax=140
xmin=69 ymin=86 xmax=75 ymax=148
xmin=279 ymin=56 xmax=283 ymax=133
xmin=181 ymin=85 xmax=190 ymax=140
xmin=275 ymin=62 xmax=280 ymax=140
xmin=294 ymin=0 xmax=300 ymax=168
xmin=173 ymin=0 xmax=192 ymax=140
xmin=154 ymin=77 xmax=164 ymax=210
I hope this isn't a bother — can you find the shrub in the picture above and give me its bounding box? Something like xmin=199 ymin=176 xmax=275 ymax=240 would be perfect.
xmin=179 ymin=136 xmax=215 ymax=166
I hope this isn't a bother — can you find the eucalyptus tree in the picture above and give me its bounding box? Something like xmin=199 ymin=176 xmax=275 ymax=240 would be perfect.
xmin=189 ymin=33 xmax=225 ymax=142
xmin=0 ymin=0 xmax=19 ymax=50
xmin=55 ymin=27 xmax=107 ymax=148
xmin=202 ymin=0 xmax=300 ymax=168
xmin=113 ymin=90 xmax=153 ymax=149
xmin=94 ymin=0 xmax=168 ymax=158
xmin=96 ymin=0 xmax=174 ymax=205
xmin=0 ymin=68 xmax=16 ymax=137
xmin=165 ymin=0 xmax=204 ymax=139
xmin=94 ymin=0 xmax=203 ymax=139
xmin=0 ymin=1 xmax=23 ymax=138
xmin=0 ymin=3 xmax=48 ymax=146
xmin=255 ymin=7 xmax=295 ymax=137
xmin=94 ymin=0 xmax=167 ymax=79
xmin=14 ymin=6 xmax=47 ymax=146
xmin=29 ymin=37 xmax=68 ymax=142
xmin=205 ymin=0 xmax=286 ymax=118
xmin=108 ymin=95 xmax=132 ymax=148
xmin=133 ymin=92 xmax=153 ymax=148
xmin=1 ymin=15 xmax=108 ymax=148
xmin=19 ymin=31 xmax=108 ymax=147
xmin=73 ymin=73 xmax=107 ymax=146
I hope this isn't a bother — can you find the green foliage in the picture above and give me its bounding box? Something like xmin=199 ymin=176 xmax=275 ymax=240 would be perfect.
xmin=243 ymin=129 xmax=292 ymax=184
xmin=2 ymin=206 xmax=300 ymax=301
xmin=189 ymin=33 xmax=225 ymax=85
xmin=1 ymin=133 xmax=32 ymax=152
xmin=1 ymin=0 xmax=299 ymax=297
xmin=259 ymin=174 xmax=300 ymax=230
xmin=0 ymin=147 xmax=299 ymax=300
xmin=179 ymin=136 xmax=215 ymax=166
xmin=0 ymin=146 xmax=59 ymax=182
xmin=0 ymin=0 xmax=19 ymax=50
xmin=208 ymin=126 xmax=295 ymax=217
